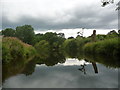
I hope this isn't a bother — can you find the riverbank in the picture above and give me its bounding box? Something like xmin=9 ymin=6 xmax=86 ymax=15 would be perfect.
xmin=2 ymin=37 xmax=36 ymax=64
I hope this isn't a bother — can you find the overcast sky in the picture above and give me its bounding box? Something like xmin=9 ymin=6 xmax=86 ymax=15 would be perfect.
xmin=1 ymin=0 xmax=119 ymax=31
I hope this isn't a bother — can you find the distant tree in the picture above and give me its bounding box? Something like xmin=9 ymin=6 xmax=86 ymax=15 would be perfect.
xmin=76 ymin=35 xmax=83 ymax=38
xmin=32 ymin=32 xmax=65 ymax=50
xmin=107 ymin=30 xmax=118 ymax=35
xmin=57 ymin=33 xmax=65 ymax=38
xmin=15 ymin=25 xmax=35 ymax=44
xmin=2 ymin=28 xmax=15 ymax=37
xmin=42 ymin=32 xmax=65 ymax=50
xmin=32 ymin=33 xmax=44 ymax=45
xmin=106 ymin=30 xmax=118 ymax=38
xmin=34 ymin=40 xmax=50 ymax=59
xmin=68 ymin=36 xmax=74 ymax=39
xmin=63 ymin=39 xmax=78 ymax=57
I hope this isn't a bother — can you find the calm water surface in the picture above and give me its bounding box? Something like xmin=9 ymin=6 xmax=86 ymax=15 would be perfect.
xmin=3 ymin=58 xmax=118 ymax=88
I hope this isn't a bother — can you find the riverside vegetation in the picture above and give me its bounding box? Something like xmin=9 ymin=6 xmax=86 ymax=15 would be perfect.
xmin=1 ymin=25 xmax=120 ymax=66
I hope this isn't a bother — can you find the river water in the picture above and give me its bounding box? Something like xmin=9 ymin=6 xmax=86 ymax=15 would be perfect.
xmin=2 ymin=58 xmax=119 ymax=88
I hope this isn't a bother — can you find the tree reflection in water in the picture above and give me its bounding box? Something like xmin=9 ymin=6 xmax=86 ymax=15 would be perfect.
xmin=2 ymin=50 xmax=120 ymax=83
xmin=78 ymin=59 xmax=98 ymax=74
xmin=78 ymin=63 xmax=87 ymax=74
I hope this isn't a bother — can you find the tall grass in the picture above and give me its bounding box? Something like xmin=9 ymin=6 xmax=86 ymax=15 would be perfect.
xmin=76 ymin=37 xmax=91 ymax=53
xmin=2 ymin=37 xmax=36 ymax=63
xmin=83 ymin=37 xmax=119 ymax=57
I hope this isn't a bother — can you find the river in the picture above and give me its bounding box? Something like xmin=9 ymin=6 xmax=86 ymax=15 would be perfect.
xmin=2 ymin=57 xmax=119 ymax=88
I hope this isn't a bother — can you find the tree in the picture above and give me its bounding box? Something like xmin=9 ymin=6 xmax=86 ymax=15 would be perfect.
xmin=42 ymin=32 xmax=58 ymax=45
xmin=62 ymin=39 xmax=78 ymax=58
xmin=15 ymin=25 xmax=35 ymax=44
xmin=68 ymin=36 xmax=74 ymax=39
xmin=32 ymin=33 xmax=44 ymax=45
xmin=34 ymin=40 xmax=50 ymax=59
xmin=107 ymin=30 xmax=118 ymax=35
xmin=101 ymin=0 xmax=114 ymax=7
xmin=106 ymin=30 xmax=118 ymax=38
xmin=57 ymin=33 xmax=65 ymax=38
xmin=2 ymin=28 xmax=15 ymax=37
xmin=42 ymin=32 xmax=65 ymax=50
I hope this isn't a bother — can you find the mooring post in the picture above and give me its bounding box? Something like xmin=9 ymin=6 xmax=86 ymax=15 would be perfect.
xmin=92 ymin=30 xmax=96 ymax=42
xmin=91 ymin=30 xmax=98 ymax=73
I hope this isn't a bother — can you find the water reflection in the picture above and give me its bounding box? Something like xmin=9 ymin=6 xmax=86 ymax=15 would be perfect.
xmin=2 ymin=51 xmax=119 ymax=88
xmin=3 ymin=63 xmax=118 ymax=88
xmin=91 ymin=62 xmax=98 ymax=73
xmin=78 ymin=63 xmax=87 ymax=74
xmin=35 ymin=51 xmax=66 ymax=66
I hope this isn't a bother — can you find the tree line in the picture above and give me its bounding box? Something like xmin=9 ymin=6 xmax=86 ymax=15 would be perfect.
xmin=1 ymin=25 xmax=120 ymax=63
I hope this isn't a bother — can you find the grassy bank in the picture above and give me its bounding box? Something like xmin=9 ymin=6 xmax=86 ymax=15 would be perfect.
xmin=83 ymin=37 xmax=119 ymax=57
xmin=2 ymin=37 xmax=36 ymax=64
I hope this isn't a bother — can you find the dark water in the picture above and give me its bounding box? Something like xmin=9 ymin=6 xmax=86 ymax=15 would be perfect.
xmin=2 ymin=57 xmax=119 ymax=88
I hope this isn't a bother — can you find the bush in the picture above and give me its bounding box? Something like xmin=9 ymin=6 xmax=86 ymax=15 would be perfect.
xmin=76 ymin=37 xmax=91 ymax=52
xmin=2 ymin=37 xmax=36 ymax=63
xmin=34 ymin=40 xmax=50 ymax=59
xmin=62 ymin=39 xmax=78 ymax=58
xmin=83 ymin=38 xmax=119 ymax=57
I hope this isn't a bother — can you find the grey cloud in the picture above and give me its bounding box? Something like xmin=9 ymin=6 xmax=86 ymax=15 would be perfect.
xmin=2 ymin=3 xmax=118 ymax=30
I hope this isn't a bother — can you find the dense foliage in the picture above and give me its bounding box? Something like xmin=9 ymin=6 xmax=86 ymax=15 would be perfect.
xmin=1 ymin=25 xmax=120 ymax=82
xmin=34 ymin=40 xmax=50 ymax=59
xmin=2 ymin=25 xmax=35 ymax=45
xmin=2 ymin=37 xmax=36 ymax=64
xmin=83 ymin=37 xmax=119 ymax=57
xmin=15 ymin=25 xmax=35 ymax=44
xmin=1 ymin=25 xmax=119 ymax=66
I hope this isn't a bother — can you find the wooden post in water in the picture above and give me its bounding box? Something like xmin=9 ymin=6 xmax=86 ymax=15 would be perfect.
xmin=92 ymin=30 xmax=96 ymax=42
xmin=91 ymin=30 xmax=98 ymax=74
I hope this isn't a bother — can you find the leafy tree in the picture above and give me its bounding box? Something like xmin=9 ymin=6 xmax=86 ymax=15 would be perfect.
xmin=107 ymin=30 xmax=118 ymax=35
xmin=68 ymin=36 xmax=74 ymax=39
xmin=57 ymin=33 xmax=65 ymax=38
xmin=62 ymin=39 xmax=78 ymax=58
xmin=34 ymin=40 xmax=50 ymax=59
xmin=106 ymin=30 xmax=118 ymax=39
xmin=42 ymin=32 xmax=58 ymax=44
xmin=42 ymin=32 xmax=65 ymax=50
xmin=15 ymin=25 xmax=35 ymax=44
xmin=32 ymin=33 xmax=44 ymax=45
xmin=2 ymin=28 xmax=15 ymax=37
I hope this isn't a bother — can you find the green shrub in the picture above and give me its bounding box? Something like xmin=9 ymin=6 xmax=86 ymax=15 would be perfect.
xmin=2 ymin=37 xmax=36 ymax=63
xmin=76 ymin=37 xmax=91 ymax=53
xmin=34 ymin=40 xmax=50 ymax=59
xmin=62 ymin=39 xmax=78 ymax=58
xmin=83 ymin=38 xmax=119 ymax=57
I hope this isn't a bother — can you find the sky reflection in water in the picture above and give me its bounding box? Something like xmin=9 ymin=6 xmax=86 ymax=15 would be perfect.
xmin=3 ymin=58 xmax=118 ymax=88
